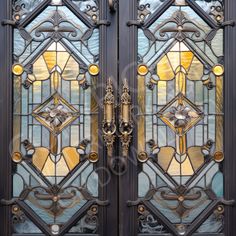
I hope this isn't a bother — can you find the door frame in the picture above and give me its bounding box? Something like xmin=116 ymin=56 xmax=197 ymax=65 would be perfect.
xmin=0 ymin=0 xmax=236 ymax=235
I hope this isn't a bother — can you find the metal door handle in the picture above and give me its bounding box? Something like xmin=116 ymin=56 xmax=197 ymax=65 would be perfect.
xmin=103 ymin=78 xmax=116 ymax=168
xmin=119 ymin=79 xmax=133 ymax=157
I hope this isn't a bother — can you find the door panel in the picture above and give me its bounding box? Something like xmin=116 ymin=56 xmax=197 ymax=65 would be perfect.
xmin=12 ymin=1 xmax=102 ymax=234
xmin=0 ymin=0 xmax=118 ymax=235
xmin=122 ymin=0 xmax=235 ymax=236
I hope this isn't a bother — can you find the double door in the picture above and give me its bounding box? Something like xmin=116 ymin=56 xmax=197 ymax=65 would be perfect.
xmin=0 ymin=0 xmax=236 ymax=235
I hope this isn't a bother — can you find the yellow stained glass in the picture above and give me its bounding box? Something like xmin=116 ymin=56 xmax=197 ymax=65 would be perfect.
xmin=181 ymin=52 xmax=194 ymax=71
xmin=62 ymin=56 xmax=80 ymax=80
xmin=157 ymin=147 xmax=175 ymax=171
xmin=57 ymin=52 xmax=70 ymax=71
xmin=167 ymin=52 xmax=180 ymax=71
xmin=167 ymin=156 xmax=194 ymax=176
xmin=32 ymin=147 xmax=50 ymax=171
xmin=157 ymin=55 xmax=175 ymax=80
xmin=34 ymin=55 xmax=50 ymax=81
xmin=43 ymin=51 xmax=57 ymax=71
xmin=42 ymin=156 xmax=55 ymax=176
xmin=62 ymin=147 xmax=80 ymax=170
xmin=188 ymin=56 xmax=204 ymax=81
xmin=56 ymin=157 xmax=69 ymax=176
xmin=187 ymin=147 xmax=204 ymax=171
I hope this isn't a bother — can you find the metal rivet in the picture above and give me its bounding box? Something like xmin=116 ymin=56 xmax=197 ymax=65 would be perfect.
xmin=89 ymin=64 xmax=100 ymax=76
xmin=12 ymin=64 xmax=24 ymax=76
xmin=12 ymin=152 xmax=23 ymax=163
xmin=178 ymin=196 xmax=185 ymax=202
xmin=138 ymin=152 xmax=148 ymax=163
xmin=217 ymin=205 xmax=224 ymax=214
xmin=214 ymin=151 xmax=224 ymax=163
xmin=91 ymin=205 xmax=98 ymax=213
xmin=51 ymin=224 xmax=60 ymax=235
xmin=12 ymin=205 xmax=20 ymax=214
xmin=138 ymin=205 xmax=145 ymax=214
xmin=138 ymin=64 xmax=149 ymax=76
xmin=212 ymin=64 xmax=224 ymax=76
xmin=89 ymin=152 xmax=99 ymax=163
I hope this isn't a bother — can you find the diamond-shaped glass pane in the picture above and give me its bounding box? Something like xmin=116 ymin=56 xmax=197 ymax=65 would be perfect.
xmin=157 ymin=93 xmax=204 ymax=136
xmin=32 ymin=92 xmax=80 ymax=135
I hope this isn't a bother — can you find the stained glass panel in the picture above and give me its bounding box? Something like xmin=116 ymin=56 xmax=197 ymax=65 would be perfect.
xmin=137 ymin=0 xmax=224 ymax=234
xmin=12 ymin=1 xmax=101 ymax=234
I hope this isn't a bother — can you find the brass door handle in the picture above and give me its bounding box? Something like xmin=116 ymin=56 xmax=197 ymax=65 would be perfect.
xmin=119 ymin=79 xmax=133 ymax=157
xmin=103 ymin=78 xmax=133 ymax=172
xmin=103 ymin=78 xmax=116 ymax=161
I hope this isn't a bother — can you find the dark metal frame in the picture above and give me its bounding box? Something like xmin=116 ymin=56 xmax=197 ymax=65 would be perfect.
xmin=0 ymin=0 xmax=236 ymax=235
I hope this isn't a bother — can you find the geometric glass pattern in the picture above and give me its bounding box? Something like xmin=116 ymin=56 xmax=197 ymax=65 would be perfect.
xmin=32 ymin=92 xmax=80 ymax=135
xmin=137 ymin=1 xmax=225 ymax=235
xmin=157 ymin=93 xmax=204 ymax=136
xmin=12 ymin=1 xmax=101 ymax=234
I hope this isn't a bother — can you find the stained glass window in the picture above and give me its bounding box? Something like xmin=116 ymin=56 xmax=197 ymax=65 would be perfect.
xmin=12 ymin=0 xmax=101 ymax=234
xmin=137 ymin=0 xmax=224 ymax=234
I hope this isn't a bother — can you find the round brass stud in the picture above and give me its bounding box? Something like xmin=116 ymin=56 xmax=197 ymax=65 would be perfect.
xmin=176 ymin=224 xmax=186 ymax=235
xmin=12 ymin=152 xmax=23 ymax=163
xmin=178 ymin=196 xmax=185 ymax=202
xmin=212 ymin=64 xmax=224 ymax=76
xmin=88 ymin=64 xmax=100 ymax=76
xmin=138 ymin=64 xmax=149 ymax=76
xmin=89 ymin=152 xmax=99 ymax=163
xmin=138 ymin=205 xmax=145 ymax=214
xmin=214 ymin=151 xmax=224 ymax=163
xmin=12 ymin=64 xmax=24 ymax=76
xmin=138 ymin=152 xmax=148 ymax=163
xmin=53 ymin=196 xmax=59 ymax=202
xmin=12 ymin=205 xmax=20 ymax=214
xmin=216 ymin=205 xmax=224 ymax=214
xmin=14 ymin=14 xmax=21 ymax=21
xmin=216 ymin=15 xmax=222 ymax=22
xmin=91 ymin=205 xmax=98 ymax=213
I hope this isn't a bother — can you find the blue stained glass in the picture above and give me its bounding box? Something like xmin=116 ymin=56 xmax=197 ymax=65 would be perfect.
xmin=212 ymin=172 xmax=224 ymax=198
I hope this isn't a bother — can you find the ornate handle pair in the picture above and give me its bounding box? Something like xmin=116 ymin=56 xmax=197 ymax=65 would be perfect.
xmin=103 ymin=78 xmax=133 ymax=169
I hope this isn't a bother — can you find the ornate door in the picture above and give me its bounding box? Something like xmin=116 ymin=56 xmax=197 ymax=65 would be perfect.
xmin=118 ymin=0 xmax=236 ymax=235
xmin=0 ymin=0 xmax=236 ymax=236
xmin=0 ymin=0 xmax=118 ymax=235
